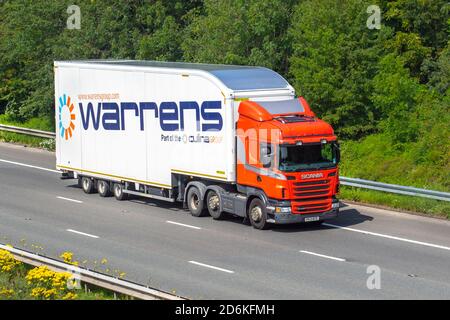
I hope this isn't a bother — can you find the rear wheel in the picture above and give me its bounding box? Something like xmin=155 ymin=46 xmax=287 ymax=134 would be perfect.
xmin=81 ymin=177 xmax=95 ymax=194
xmin=248 ymin=198 xmax=269 ymax=230
xmin=97 ymin=180 xmax=112 ymax=197
xmin=187 ymin=187 xmax=207 ymax=217
xmin=113 ymin=183 xmax=128 ymax=201
xmin=206 ymin=190 xmax=224 ymax=220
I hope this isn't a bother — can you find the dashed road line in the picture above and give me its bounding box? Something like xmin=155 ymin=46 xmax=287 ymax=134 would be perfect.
xmin=0 ymin=158 xmax=59 ymax=173
xmin=66 ymin=229 xmax=99 ymax=239
xmin=166 ymin=220 xmax=201 ymax=230
xmin=57 ymin=196 xmax=83 ymax=204
xmin=188 ymin=261 xmax=235 ymax=274
xmin=300 ymin=250 xmax=346 ymax=262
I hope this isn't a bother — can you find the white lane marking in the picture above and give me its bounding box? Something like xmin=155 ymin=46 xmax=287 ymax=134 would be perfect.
xmin=300 ymin=250 xmax=346 ymax=262
xmin=188 ymin=261 xmax=235 ymax=274
xmin=323 ymin=223 xmax=450 ymax=251
xmin=0 ymin=158 xmax=59 ymax=173
xmin=166 ymin=220 xmax=201 ymax=230
xmin=57 ymin=196 xmax=83 ymax=204
xmin=66 ymin=229 xmax=99 ymax=239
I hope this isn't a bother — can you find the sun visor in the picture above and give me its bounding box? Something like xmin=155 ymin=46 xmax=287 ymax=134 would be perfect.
xmin=255 ymin=99 xmax=305 ymax=115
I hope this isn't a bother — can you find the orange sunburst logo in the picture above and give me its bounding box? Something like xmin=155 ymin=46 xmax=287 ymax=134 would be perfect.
xmin=58 ymin=94 xmax=76 ymax=140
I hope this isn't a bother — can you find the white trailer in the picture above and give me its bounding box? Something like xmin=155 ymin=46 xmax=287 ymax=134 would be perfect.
xmin=55 ymin=60 xmax=339 ymax=229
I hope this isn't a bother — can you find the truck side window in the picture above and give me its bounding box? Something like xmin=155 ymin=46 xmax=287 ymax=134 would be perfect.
xmin=260 ymin=143 xmax=274 ymax=168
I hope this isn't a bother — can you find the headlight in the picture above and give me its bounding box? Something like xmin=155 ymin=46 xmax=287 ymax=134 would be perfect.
xmin=275 ymin=207 xmax=291 ymax=213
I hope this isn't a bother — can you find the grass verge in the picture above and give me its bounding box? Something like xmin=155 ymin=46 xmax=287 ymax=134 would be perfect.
xmin=0 ymin=131 xmax=54 ymax=151
xmin=340 ymin=186 xmax=450 ymax=219
xmin=0 ymin=115 xmax=55 ymax=150
xmin=0 ymin=115 xmax=54 ymax=131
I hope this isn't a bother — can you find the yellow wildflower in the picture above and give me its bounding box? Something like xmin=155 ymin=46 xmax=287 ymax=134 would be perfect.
xmin=0 ymin=288 xmax=14 ymax=298
xmin=62 ymin=292 xmax=78 ymax=300
xmin=59 ymin=251 xmax=79 ymax=266
xmin=0 ymin=249 xmax=22 ymax=273
xmin=26 ymin=266 xmax=77 ymax=300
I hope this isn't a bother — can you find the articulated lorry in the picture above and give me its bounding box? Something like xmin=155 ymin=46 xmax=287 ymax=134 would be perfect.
xmin=55 ymin=60 xmax=340 ymax=229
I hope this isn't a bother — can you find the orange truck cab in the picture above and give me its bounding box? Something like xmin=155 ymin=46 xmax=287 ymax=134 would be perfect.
xmin=236 ymin=97 xmax=340 ymax=229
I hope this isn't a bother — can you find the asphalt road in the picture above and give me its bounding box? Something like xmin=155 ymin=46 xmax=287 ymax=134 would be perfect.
xmin=0 ymin=142 xmax=449 ymax=299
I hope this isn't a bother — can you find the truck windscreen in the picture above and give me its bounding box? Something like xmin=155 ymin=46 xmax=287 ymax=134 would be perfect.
xmin=278 ymin=142 xmax=339 ymax=172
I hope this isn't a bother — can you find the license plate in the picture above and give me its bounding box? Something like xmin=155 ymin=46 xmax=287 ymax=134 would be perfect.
xmin=305 ymin=216 xmax=320 ymax=222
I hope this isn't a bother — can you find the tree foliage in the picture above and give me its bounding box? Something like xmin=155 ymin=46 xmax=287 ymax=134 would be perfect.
xmin=182 ymin=0 xmax=295 ymax=75
xmin=0 ymin=0 xmax=448 ymax=189
xmin=289 ymin=0 xmax=393 ymax=138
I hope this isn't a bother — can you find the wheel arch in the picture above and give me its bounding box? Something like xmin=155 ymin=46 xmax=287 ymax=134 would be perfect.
xmin=205 ymin=185 xmax=226 ymax=212
xmin=244 ymin=187 xmax=269 ymax=217
xmin=184 ymin=181 xmax=208 ymax=205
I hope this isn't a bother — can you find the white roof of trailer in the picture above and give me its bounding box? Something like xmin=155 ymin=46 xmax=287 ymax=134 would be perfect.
xmin=55 ymin=60 xmax=291 ymax=92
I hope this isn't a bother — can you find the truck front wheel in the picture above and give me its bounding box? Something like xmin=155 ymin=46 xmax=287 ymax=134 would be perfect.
xmin=81 ymin=177 xmax=96 ymax=194
xmin=113 ymin=183 xmax=128 ymax=201
xmin=248 ymin=198 xmax=269 ymax=230
xmin=187 ymin=187 xmax=207 ymax=217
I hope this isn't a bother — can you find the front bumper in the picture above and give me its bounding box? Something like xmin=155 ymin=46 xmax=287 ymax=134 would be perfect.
xmin=267 ymin=207 xmax=339 ymax=224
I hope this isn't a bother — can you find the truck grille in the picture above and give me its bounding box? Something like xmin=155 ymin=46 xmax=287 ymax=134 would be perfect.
xmin=290 ymin=179 xmax=332 ymax=214
xmin=292 ymin=180 xmax=331 ymax=198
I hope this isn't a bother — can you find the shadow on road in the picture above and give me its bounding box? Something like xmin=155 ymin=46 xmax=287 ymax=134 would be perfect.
xmin=66 ymin=183 xmax=374 ymax=231
xmin=67 ymin=183 xmax=186 ymax=212
xmin=270 ymin=208 xmax=374 ymax=233
xmin=129 ymin=198 xmax=186 ymax=212
xmin=330 ymin=207 xmax=374 ymax=227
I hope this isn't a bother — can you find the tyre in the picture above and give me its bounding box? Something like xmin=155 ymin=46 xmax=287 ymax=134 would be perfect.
xmin=206 ymin=190 xmax=224 ymax=220
xmin=81 ymin=177 xmax=96 ymax=194
xmin=97 ymin=180 xmax=112 ymax=197
xmin=248 ymin=198 xmax=269 ymax=230
xmin=187 ymin=187 xmax=207 ymax=217
xmin=113 ymin=183 xmax=128 ymax=201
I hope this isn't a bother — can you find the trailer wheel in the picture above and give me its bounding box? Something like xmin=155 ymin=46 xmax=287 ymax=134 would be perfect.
xmin=113 ymin=183 xmax=128 ymax=201
xmin=187 ymin=187 xmax=207 ymax=217
xmin=248 ymin=198 xmax=269 ymax=230
xmin=97 ymin=180 xmax=112 ymax=197
xmin=81 ymin=177 xmax=96 ymax=194
xmin=206 ymin=190 xmax=224 ymax=220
